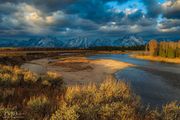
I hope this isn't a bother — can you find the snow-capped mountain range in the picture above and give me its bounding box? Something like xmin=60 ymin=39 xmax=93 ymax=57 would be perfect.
xmin=0 ymin=35 xmax=146 ymax=48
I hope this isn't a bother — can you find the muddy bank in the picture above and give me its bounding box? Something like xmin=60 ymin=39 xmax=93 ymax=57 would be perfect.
xmin=0 ymin=54 xmax=44 ymax=66
xmin=0 ymin=51 xmax=92 ymax=66
xmin=0 ymin=52 xmax=58 ymax=66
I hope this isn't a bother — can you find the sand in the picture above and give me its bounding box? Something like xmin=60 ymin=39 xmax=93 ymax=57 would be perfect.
xmin=23 ymin=57 xmax=133 ymax=85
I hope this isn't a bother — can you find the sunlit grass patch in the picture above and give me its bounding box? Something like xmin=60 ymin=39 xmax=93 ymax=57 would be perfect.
xmin=0 ymin=64 xmax=64 ymax=119
xmin=25 ymin=95 xmax=51 ymax=118
xmin=52 ymin=77 xmax=141 ymax=120
xmin=0 ymin=65 xmax=39 ymax=87
xmin=162 ymin=101 xmax=180 ymax=120
xmin=41 ymin=71 xmax=64 ymax=89
xmin=0 ymin=105 xmax=19 ymax=119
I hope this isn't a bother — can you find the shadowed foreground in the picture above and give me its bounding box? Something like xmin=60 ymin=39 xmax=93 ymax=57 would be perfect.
xmin=0 ymin=65 xmax=179 ymax=120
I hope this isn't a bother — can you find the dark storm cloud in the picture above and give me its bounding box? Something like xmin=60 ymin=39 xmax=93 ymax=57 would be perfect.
xmin=0 ymin=0 xmax=130 ymax=23
xmin=0 ymin=0 xmax=130 ymax=35
xmin=0 ymin=0 xmax=179 ymax=40
xmin=65 ymin=1 xmax=110 ymax=23
xmin=62 ymin=0 xmax=129 ymax=23
xmin=159 ymin=19 xmax=180 ymax=29
xmin=114 ymin=10 xmax=156 ymax=27
xmin=0 ymin=0 xmax=77 ymax=17
xmin=141 ymin=0 xmax=162 ymax=18
xmin=137 ymin=17 xmax=156 ymax=26
xmin=0 ymin=2 xmax=17 ymax=14
xmin=52 ymin=15 xmax=99 ymax=31
xmin=127 ymin=10 xmax=143 ymax=21
xmin=0 ymin=0 xmax=128 ymax=12
xmin=162 ymin=0 xmax=180 ymax=19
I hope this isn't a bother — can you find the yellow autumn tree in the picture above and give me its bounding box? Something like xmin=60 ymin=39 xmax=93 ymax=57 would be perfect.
xmin=148 ymin=39 xmax=158 ymax=56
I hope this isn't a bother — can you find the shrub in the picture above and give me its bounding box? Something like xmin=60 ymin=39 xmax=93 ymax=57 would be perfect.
xmin=23 ymin=71 xmax=38 ymax=83
xmin=51 ymin=79 xmax=180 ymax=120
xmin=144 ymin=107 xmax=161 ymax=120
xmin=42 ymin=80 xmax=51 ymax=86
xmin=0 ymin=65 xmax=38 ymax=86
xmin=51 ymin=78 xmax=140 ymax=120
xmin=144 ymin=101 xmax=180 ymax=120
xmin=0 ymin=65 xmax=12 ymax=74
xmin=0 ymin=88 xmax=15 ymax=102
xmin=0 ymin=73 xmax=11 ymax=86
xmin=47 ymin=72 xmax=59 ymax=79
xmin=42 ymin=71 xmax=63 ymax=88
xmin=162 ymin=101 xmax=180 ymax=120
xmin=50 ymin=101 xmax=79 ymax=120
xmin=98 ymin=102 xmax=137 ymax=120
xmin=26 ymin=95 xmax=50 ymax=116
xmin=0 ymin=106 xmax=19 ymax=119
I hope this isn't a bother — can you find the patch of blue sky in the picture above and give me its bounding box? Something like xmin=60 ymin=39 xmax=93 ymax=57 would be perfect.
xmin=159 ymin=0 xmax=166 ymax=4
xmin=105 ymin=0 xmax=147 ymax=14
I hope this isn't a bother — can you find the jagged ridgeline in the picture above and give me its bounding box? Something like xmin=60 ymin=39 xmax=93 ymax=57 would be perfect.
xmin=0 ymin=35 xmax=145 ymax=48
xmin=147 ymin=40 xmax=180 ymax=58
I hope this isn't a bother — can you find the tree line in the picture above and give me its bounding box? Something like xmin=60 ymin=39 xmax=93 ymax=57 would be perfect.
xmin=0 ymin=45 xmax=146 ymax=52
xmin=89 ymin=45 xmax=145 ymax=51
xmin=147 ymin=40 xmax=180 ymax=58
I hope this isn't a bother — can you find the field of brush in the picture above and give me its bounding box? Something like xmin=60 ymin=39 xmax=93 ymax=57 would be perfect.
xmin=0 ymin=49 xmax=179 ymax=120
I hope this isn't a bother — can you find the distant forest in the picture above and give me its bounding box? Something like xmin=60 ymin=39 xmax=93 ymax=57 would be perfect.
xmin=147 ymin=40 xmax=180 ymax=58
xmin=89 ymin=45 xmax=145 ymax=51
xmin=0 ymin=45 xmax=145 ymax=51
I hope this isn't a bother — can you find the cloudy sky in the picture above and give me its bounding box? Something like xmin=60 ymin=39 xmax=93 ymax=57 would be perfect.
xmin=0 ymin=0 xmax=180 ymax=40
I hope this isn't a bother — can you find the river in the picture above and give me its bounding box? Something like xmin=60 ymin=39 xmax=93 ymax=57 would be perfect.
xmin=88 ymin=54 xmax=180 ymax=107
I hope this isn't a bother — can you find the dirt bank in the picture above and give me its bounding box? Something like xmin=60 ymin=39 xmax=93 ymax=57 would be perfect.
xmin=0 ymin=52 xmax=59 ymax=66
xmin=22 ymin=57 xmax=133 ymax=85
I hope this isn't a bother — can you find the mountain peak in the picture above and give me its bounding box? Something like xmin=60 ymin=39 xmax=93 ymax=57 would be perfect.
xmin=0 ymin=35 xmax=145 ymax=48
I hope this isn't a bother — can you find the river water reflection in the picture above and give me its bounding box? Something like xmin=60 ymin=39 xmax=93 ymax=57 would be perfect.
xmin=88 ymin=54 xmax=180 ymax=106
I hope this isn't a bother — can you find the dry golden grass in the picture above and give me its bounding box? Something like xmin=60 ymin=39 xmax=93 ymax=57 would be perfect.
xmin=25 ymin=95 xmax=51 ymax=118
xmin=0 ymin=64 xmax=39 ymax=86
xmin=131 ymin=54 xmax=180 ymax=64
xmin=54 ymin=57 xmax=90 ymax=64
xmin=0 ymin=64 xmax=64 ymax=119
xmin=47 ymin=71 xmax=61 ymax=79
xmin=0 ymin=53 xmax=25 ymax=57
xmin=51 ymin=77 xmax=140 ymax=120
